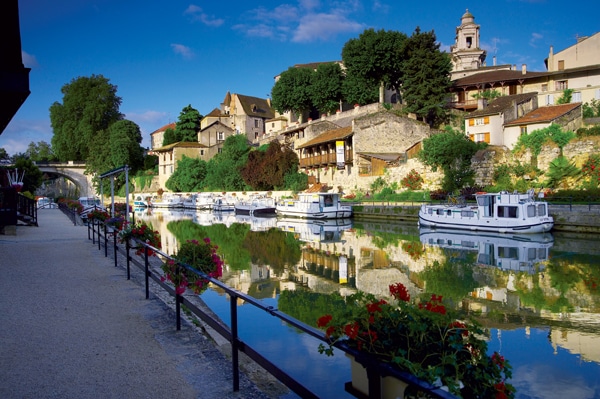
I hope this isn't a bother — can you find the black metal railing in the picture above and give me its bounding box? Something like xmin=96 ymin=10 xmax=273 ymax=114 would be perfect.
xmin=16 ymin=193 xmax=37 ymax=226
xmin=86 ymin=219 xmax=457 ymax=399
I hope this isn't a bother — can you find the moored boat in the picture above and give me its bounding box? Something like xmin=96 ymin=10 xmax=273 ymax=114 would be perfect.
xmin=276 ymin=192 xmax=352 ymax=219
xmin=182 ymin=192 xmax=216 ymax=210
xmin=234 ymin=195 xmax=276 ymax=216
xmin=418 ymin=189 xmax=554 ymax=234
xmin=149 ymin=193 xmax=184 ymax=208
xmin=133 ymin=194 xmax=151 ymax=207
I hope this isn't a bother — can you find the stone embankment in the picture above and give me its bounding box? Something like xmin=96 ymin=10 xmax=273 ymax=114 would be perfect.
xmin=352 ymin=202 xmax=600 ymax=234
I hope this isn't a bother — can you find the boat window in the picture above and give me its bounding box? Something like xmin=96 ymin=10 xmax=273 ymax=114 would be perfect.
xmin=477 ymin=196 xmax=490 ymax=206
xmin=538 ymin=248 xmax=548 ymax=259
xmin=498 ymin=246 xmax=519 ymax=259
xmin=323 ymin=195 xmax=334 ymax=207
xmin=527 ymin=205 xmax=536 ymax=217
xmin=427 ymin=208 xmax=433 ymax=215
xmin=461 ymin=210 xmax=474 ymax=217
xmin=462 ymin=241 xmax=476 ymax=248
xmin=447 ymin=210 xmax=452 ymax=216
xmin=537 ymin=204 xmax=546 ymax=216
xmin=527 ymin=248 xmax=537 ymax=261
xmin=497 ymin=206 xmax=518 ymax=218
xmin=436 ymin=209 xmax=444 ymax=215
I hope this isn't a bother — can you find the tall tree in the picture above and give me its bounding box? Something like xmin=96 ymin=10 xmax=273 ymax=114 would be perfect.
xmin=25 ymin=141 xmax=56 ymax=162
xmin=240 ymin=141 xmax=299 ymax=190
xmin=175 ymin=104 xmax=202 ymax=142
xmin=50 ymin=74 xmax=123 ymax=161
xmin=271 ymin=66 xmax=314 ymax=120
xmin=12 ymin=155 xmax=43 ymax=194
xmin=203 ymin=135 xmax=251 ymax=191
xmin=341 ymin=28 xmax=407 ymax=105
xmin=418 ymin=126 xmax=482 ymax=192
xmin=165 ymin=155 xmax=207 ymax=192
xmin=401 ymin=28 xmax=452 ymax=127
xmin=162 ymin=127 xmax=177 ymax=146
xmin=310 ymin=63 xmax=344 ymax=115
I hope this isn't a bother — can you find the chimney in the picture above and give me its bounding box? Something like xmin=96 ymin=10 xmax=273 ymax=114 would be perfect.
xmin=477 ymin=98 xmax=488 ymax=110
xmin=522 ymin=64 xmax=527 ymax=75
xmin=493 ymin=55 xmax=496 ymax=66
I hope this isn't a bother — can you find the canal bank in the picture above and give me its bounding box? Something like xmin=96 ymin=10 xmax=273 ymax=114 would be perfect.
xmin=351 ymin=203 xmax=600 ymax=234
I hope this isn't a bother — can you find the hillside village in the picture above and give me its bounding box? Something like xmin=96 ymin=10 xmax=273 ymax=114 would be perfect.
xmin=149 ymin=9 xmax=600 ymax=194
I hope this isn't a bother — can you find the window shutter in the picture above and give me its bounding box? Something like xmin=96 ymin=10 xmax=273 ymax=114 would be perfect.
xmin=469 ymin=119 xmax=474 ymax=126
xmin=484 ymin=116 xmax=489 ymax=124
xmin=484 ymin=133 xmax=490 ymax=143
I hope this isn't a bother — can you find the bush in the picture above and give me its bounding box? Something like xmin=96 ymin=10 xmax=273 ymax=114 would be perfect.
xmin=400 ymin=169 xmax=424 ymax=190
xmin=576 ymin=125 xmax=600 ymax=138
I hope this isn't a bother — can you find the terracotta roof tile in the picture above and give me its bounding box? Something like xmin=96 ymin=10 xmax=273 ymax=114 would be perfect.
xmin=296 ymin=126 xmax=353 ymax=149
xmin=150 ymin=123 xmax=176 ymax=135
xmin=504 ymin=103 xmax=581 ymax=126
xmin=452 ymin=69 xmax=548 ymax=87
xmin=469 ymin=93 xmax=538 ymax=117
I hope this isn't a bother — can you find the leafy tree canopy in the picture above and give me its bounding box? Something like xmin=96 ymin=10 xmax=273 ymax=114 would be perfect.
xmin=341 ymin=28 xmax=407 ymax=96
xmin=202 ymin=135 xmax=251 ymax=191
xmin=0 ymin=147 xmax=8 ymax=160
xmin=418 ymin=126 xmax=482 ymax=192
xmin=175 ymin=104 xmax=202 ymax=142
xmin=240 ymin=140 xmax=299 ymax=190
xmin=162 ymin=127 xmax=177 ymax=146
xmin=50 ymin=74 xmax=123 ymax=161
xmin=25 ymin=141 xmax=56 ymax=162
xmin=310 ymin=63 xmax=344 ymax=115
xmin=401 ymin=27 xmax=452 ymax=127
xmin=271 ymin=66 xmax=314 ymax=118
xmin=165 ymin=155 xmax=207 ymax=192
xmin=11 ymin=155 xmax=44 ymax=194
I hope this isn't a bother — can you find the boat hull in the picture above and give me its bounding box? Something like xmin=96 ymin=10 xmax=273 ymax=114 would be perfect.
xmin=276 ymin=193 xmax=353 ymax=219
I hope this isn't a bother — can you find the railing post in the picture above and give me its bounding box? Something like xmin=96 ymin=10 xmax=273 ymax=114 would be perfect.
xmin=126 ymin=240 xmax=131 ymax=280
xmin=176 ymin=293 xmax=182 ymax=331
xmin=104 ymin=223 xmax=108 ymax=257
xmin=92 ymin=219 xmax=96 ymax=245
xmin=97 ymin=220 xmax=101 ymax=251
xmin=144 ymin=246 xmax=150 ymax=299
xmin=113 ymin=229 xmax=118 ymax=267
xmin=230 ymin=294 xmax=240 ymax=391
xmin=88 ymin=220 xmax=91 ymax=240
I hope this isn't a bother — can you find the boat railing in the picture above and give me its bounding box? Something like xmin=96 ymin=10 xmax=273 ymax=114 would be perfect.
xmin=85 ymin=219 xmax=458 ymax=399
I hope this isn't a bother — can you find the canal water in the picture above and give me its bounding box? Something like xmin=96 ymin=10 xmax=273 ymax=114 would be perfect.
xmin=134 ymin=207 xmax=600 ymax=399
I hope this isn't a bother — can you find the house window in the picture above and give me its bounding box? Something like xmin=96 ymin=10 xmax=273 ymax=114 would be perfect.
xmin=218 ymin=147 xmax=223 ymax=154
xmin=254 ymin=119 xmax=259 ymax=128
xmin=272 ymin=122 xmax=275 ymax=128
xmin=545 ymin=94 xmax=554 ymax=105
xmin=572 ymin=91 xmax=582 ymax=103
xmin=474 ymin=118 xmax=485 ymax=126
xmin=200 ymin=149 xmax=204 ymax=156
xmin=541 ymin=84 xmax=548 ymax=92
xmin=558 ymin=60 xmax=564 ymax=70
xmin=217 ymin=131 xmax=225 ymax=141
xmin=555 ymin=80 xmax=568 ymax=91
xmin=520 ymin=126 xmax=528 ymax=136
xmin=473 ymin=132 xmax=490 ymax=143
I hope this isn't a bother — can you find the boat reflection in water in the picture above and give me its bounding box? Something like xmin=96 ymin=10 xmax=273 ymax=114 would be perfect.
xmin=419 ymin=227 xmax=553 ymax=274
xmin=277 ymin=218 xmax=352 ymax=244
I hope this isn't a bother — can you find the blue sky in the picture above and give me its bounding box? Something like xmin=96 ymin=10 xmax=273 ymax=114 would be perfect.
xmin=2 ymin=0 xmax=598 ymax=155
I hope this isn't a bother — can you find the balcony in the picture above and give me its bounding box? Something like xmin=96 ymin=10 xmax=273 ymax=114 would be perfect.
xmin=299 ymin=150 xmax=353 ymax=169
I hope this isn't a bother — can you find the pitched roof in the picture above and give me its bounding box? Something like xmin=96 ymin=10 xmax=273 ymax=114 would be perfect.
xmin=235 ymin=94 xmax=275 ymax=119
xmin=150 ymin=123 xmax=176 ymax=135
xmin=504 ymin=103 xmax=581 ymax=126
xmin=452 ymin=69 xmax=548 ymax=87
xmin=296 ymin=126 xmax=353 ymax=149
xmin=152 ymin=141 xmax=207 ymax=152
xmin=205 ymin=108 xmax=224 ymax=117
xmin=200 ymin=120 xmax=234 ymax=132
xmin=469 ymin=93 xmax=538 ymax=117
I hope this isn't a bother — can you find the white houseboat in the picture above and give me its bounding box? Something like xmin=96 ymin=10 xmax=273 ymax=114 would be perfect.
xmin=418 ymin=190 xmax=553 ymax=234
xmin=234 ymin=195 xmax=276 ymax=216
xmin=276 ymin=192 xmax=352 ymax=219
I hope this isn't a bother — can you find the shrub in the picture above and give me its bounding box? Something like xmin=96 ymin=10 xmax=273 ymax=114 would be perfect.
xmin=400 ymin=169 xmax=424 ymax=190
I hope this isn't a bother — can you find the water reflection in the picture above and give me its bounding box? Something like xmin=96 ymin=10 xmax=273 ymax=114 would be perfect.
xmin=134 ymin=208 xmax=600 ymax=399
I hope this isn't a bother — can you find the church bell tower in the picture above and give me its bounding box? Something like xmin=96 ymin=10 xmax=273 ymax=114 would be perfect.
xmin=450 ymin=9 xmax=487 ymax=74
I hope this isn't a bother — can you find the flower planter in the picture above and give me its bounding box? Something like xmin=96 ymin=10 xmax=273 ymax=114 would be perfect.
xmin=346 ymin=354 xmax=408 ymax=399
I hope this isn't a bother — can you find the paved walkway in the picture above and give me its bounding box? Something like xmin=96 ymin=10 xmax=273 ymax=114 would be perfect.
xmin=0 ymin=209 xmax=273 ymax=399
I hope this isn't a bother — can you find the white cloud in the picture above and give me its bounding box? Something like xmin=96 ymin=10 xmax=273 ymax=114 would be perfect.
xmin=125 ymin=110 xmax=168 ymax=125
xmin=292 ymin=13 xmax=365 ymax=43
xmin=529 ymin=32 xmax=543 ymax=47
xmin=0 ymin=119 xmax=53 ymax=155
xmin=170 ymin=43 xmax=194 ymax=59
xmin=238 ymin=2 xmax=364 ymax=43
xmin=22 ymin=51 xmax=39 ymax=68
xmin=184 ymin=4 xmax=224 ymax=27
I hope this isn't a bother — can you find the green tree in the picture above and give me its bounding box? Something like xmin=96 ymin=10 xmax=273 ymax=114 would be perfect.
xmin=25 ymin=141 xmax=56 ymax=162
xmin=0 ymin=147 xmax=8 ymax=160
xmin=472 ymin=89 xmax=502 ymax=100
xmin=175 ymin=104 xmax=202 ymax=142
xmin=203 ymin=135 xmax=251 ymax=191
xmin=582 ymin=99 xmax=600 ymax=118
xmin=418 ymin=126 xmax=481 ymax=192
xmin=401 ymin=28 xmax=452 ymax=127
xmin=50 ymin=74 xmax=123 ymax=161
xmin=165 ymin=155 xmax=207 ymax=192
xmin=515 ymin=124 xmax=575 ymax=161
xmin=341 ymin=28 xmax=407 ymax=105
xmin=545 ymin=156 xmax=580 ymax=189
xmin=162 ymin=127 xmax=177 ymax=146
xmin=556 ymin=89 xmax=574 ymax=105
xmin=271 ymin=66 xmax=314 ymax=120
xmin=310 ymin=63 xmax=344 ymax=115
